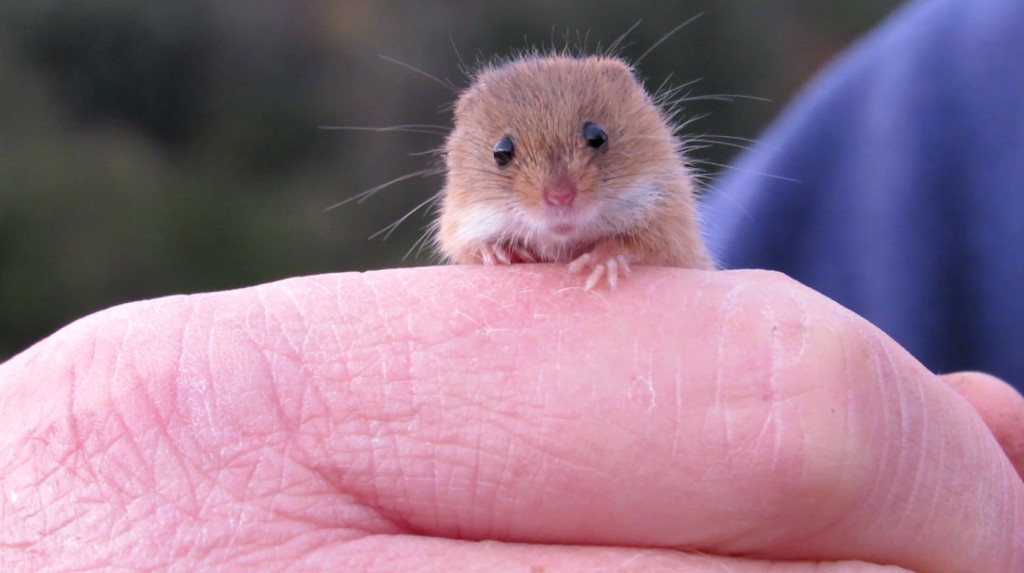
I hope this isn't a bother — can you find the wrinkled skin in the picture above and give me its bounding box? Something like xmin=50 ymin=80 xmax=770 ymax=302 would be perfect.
xmin=2 ymin=267 xmax=1022 ymax=572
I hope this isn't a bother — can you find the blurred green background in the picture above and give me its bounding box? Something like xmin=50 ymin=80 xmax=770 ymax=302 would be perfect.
xmin=0 ymin=0 xmax=902 ymax=358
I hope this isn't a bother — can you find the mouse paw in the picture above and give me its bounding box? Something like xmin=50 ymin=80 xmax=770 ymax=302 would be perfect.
xmin=567 ymin=246 xmax=632 ymax=290
xmin=477 ymin=243 xmax=536 ymax=265
xmin=478 ymin=243 xmax=511 ymax=265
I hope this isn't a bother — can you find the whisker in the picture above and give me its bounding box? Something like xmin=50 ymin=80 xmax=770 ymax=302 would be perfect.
xmin=676 ymin=93 xmax=772 ymax=104
xmin=691 ymin=160 xmax=800 ymax=183
xmin=657 ymin=77 xmax=703 ymax=96
xmin=682 ymin=144 xmax=714 ymax=153
xmin=634 ymin=13 xmax=704 ymax=65
xmin=449 ymin=36 xmax=468 ymax=75
xmin=689 ymin=133 xmax=772 ymax=146
xmin=674 ymin=112 xmax=712 ymax=132
xmin=605 ymin=19 xmax=644 ymax=56
xmin=370 ymin=193 xmax=441 ymax=241
xmin=379 ymin=54 xmax=457 ymax=92
xmin=699 ymin=181 xmax=753 ymax=220
xmin=684 ymin=137 xmax=760 ymax=154
xmin=650 ymin=73 xmax=676 ymax=102
xmin=319 ymin=124 xmax=449 ymax=136
xmin=408 ymin=147 xmax=445 ymax=157
xmin=325 ymin=167 xmax=443 ymax=211
xmin=408 ymin=210 xmax=444 ymax=261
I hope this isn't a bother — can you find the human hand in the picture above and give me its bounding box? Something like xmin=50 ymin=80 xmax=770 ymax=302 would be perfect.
xmin=2 ymin=267 xmax=1021 ymax=572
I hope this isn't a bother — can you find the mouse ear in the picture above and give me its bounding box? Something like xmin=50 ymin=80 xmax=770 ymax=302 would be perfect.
xmin=493 ymin=135 xmax=515 ymax=168
xmin=582 ymin=122 xmax=609 ymax=152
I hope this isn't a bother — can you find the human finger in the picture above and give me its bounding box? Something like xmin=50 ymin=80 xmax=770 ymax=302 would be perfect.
xmin=2 ymin=266 xmax=1020 ymax=573
xmin=940 ymin=371 xmax=1024 ymax=479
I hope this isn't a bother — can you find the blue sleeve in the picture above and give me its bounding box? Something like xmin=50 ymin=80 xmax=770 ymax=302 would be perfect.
xmin=702 ymin=0 xmax=1024 ymax=390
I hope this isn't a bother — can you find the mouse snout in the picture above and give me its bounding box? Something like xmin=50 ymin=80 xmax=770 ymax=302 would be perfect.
xmin=542 ymin=173 xmax=578 ymax=207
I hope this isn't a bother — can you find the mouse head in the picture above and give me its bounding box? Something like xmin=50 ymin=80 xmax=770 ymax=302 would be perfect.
xmin=440 ymin=54 xmax=689 ymax=261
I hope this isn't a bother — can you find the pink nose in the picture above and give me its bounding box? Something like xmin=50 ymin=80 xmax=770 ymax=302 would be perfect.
xmin=543 ymin=176 xmax=578 ymax=207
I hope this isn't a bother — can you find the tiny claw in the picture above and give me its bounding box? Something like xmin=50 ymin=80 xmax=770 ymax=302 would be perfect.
xmin=567 ymin=253 xmax=593 ymax=275
xmin=606 ymin=258 xmax=619 ymax=290
xmin=568 ymin=243 xmax=631 ymax=290
xmin=616 ymin=255 xmax=632 ymax=277
xmin=584 ymin=264 xmax=606 ymax=291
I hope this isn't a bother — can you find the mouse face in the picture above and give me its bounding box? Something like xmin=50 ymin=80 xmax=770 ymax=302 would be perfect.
xmin=438 ymin=55 xmax=691 ymax=264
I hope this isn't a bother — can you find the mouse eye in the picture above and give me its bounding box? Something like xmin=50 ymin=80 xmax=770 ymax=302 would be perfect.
xmin=582 ymin=121 xmax=608 ymax=152
xmin=493 ymin=135 xmax=515 ymax=168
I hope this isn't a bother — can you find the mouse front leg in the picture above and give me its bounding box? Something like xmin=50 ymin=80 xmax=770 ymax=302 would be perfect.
xmin=566 ymin=239 xmax=633 ymax=290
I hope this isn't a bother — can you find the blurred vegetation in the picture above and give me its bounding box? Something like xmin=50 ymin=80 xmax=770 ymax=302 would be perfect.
xmin=0 ymin=0 xmax=902 ymax=357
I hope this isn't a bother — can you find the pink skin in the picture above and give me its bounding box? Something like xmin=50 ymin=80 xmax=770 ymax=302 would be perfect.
xmin=941 ymin=371 xmax=1024 ymax=479
xmin=1 ymin=266 xmax=1022 ymax=572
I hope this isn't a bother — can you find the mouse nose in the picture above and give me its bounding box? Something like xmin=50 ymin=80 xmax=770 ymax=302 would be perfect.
xmin=542 ymin=174 xmax=578 ymax=207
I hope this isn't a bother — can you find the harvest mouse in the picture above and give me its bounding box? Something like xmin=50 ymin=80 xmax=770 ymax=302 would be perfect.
xmin=434 ymin=53 xmax=714 ymax=289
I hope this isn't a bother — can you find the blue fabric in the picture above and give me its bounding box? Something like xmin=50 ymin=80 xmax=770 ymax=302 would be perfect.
xmin=703 ymin=0 xmax=1024 ymax=390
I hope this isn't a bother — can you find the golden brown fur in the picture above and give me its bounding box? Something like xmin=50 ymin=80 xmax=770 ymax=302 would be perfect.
xmin=436 ymin=54 xmax=712 ymax=285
